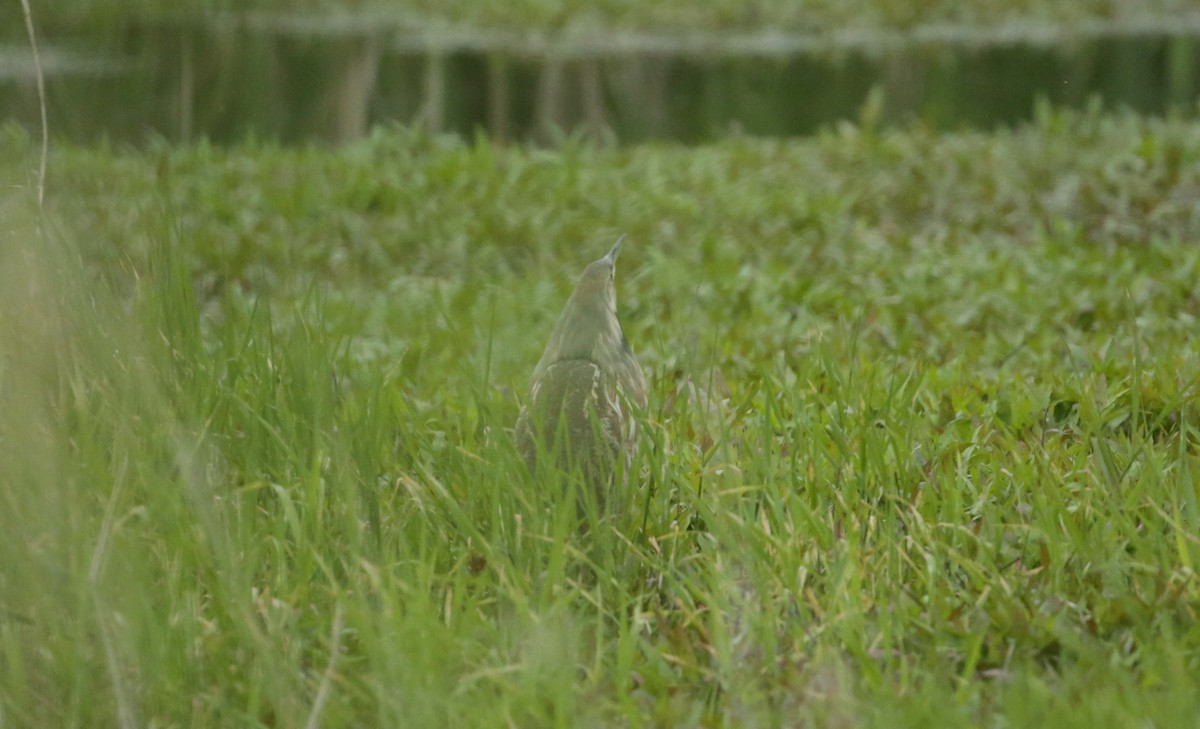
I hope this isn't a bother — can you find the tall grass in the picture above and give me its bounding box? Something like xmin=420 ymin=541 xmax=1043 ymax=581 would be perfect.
xmin=2 ymin=108 xmax=1199 ymax=726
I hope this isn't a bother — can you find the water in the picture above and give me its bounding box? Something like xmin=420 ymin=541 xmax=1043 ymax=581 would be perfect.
xmin=1 ymin=17 xmax=1196 ymax=145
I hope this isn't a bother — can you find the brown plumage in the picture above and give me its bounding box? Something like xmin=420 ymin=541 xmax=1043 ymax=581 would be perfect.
xmin=515 ymin=236 xmax=647 ymax=512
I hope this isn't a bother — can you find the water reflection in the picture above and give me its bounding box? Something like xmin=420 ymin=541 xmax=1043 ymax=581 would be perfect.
xmin=1 ymin=19 xmax=1196 ymax=144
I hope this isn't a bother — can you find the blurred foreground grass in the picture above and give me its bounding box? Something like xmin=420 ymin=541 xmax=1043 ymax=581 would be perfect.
xmin=1 ymin=107 xmax=1199 ymax=726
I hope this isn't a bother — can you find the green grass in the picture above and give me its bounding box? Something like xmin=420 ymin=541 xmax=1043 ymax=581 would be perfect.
xmin=9 ymin=0 xmax=1195 ymax=36
xmin=2 ymin=106 xmax=1200 ymax=727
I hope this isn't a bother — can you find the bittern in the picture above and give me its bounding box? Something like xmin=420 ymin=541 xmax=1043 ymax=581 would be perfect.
xmin=516 ymin=236 xmax=647 ymax=511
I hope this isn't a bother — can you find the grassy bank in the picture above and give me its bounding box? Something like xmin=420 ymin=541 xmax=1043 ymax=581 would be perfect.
xmin=1 ymin=107 xmax=1199 ymax=726
xmin=8 ymin=0 xmax=1196 ymax=35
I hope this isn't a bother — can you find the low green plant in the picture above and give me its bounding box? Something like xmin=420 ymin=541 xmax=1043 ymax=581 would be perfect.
xmin=1 ymin=107 xmax=1198 ymax=726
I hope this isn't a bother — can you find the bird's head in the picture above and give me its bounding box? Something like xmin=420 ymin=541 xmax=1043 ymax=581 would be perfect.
xmin=535 ymin=236 xmax=629 ymax=368
xmin=569 ymin=235 xmax=623 ymax=315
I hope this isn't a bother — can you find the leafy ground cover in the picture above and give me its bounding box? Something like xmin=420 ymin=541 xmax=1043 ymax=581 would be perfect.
xmin=1 ymin=106 xmax=1199 ymax=726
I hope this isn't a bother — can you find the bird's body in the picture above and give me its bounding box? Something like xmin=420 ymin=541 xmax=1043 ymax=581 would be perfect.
xmin=516 ymin=237 xmax=646 ymax=512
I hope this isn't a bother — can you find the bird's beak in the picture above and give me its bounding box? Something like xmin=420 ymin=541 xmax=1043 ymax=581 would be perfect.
xmin=604 ymin=235 xmax=626 ymax=264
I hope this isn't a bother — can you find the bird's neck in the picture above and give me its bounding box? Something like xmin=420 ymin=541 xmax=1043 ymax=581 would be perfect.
xmin=536 ymin=297 xmax=621 ymax=370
